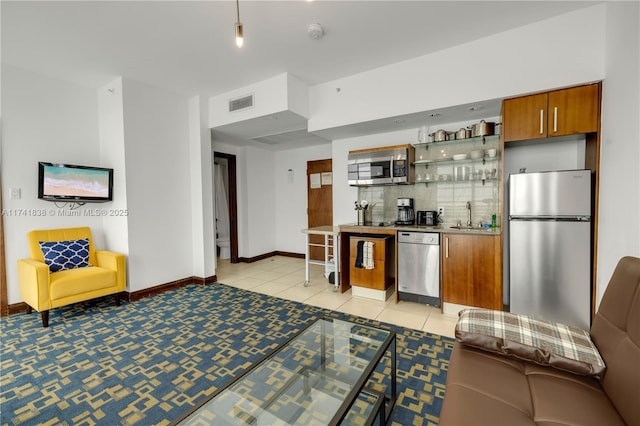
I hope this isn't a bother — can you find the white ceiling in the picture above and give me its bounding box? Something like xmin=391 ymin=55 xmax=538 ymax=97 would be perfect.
xmin=2 ymin=1 xmax=599 ymax=147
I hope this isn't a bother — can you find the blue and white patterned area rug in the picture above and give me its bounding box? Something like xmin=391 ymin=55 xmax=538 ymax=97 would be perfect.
xmin=0 ymin=284 xmax=454 ymax=425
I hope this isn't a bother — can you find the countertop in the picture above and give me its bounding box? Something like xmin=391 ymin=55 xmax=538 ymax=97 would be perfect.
xmin=339 ymin=222 xmax=501 ymax=236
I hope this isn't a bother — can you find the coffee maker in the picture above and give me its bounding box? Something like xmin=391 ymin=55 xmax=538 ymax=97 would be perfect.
xmin=395 ymin=198 xmax=415 ymax=225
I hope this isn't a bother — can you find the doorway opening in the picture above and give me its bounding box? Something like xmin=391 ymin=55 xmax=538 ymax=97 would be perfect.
xmin=307 ymin=159 xmax=333 ymax=261
xmin=214 ymin=152 xmax=238 ymax=263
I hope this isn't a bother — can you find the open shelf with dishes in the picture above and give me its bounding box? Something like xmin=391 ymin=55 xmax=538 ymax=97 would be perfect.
xmin=412 ymin=134 xmax=500 ymax=186
xmin=413 ymin=134 xmax=500 ymax=149
xmin=413 ymin=154 xmax=499 ymax=167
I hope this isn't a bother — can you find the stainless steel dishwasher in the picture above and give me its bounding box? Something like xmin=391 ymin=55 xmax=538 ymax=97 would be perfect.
xmin=397 ymin=231 xmax=440 ymax=306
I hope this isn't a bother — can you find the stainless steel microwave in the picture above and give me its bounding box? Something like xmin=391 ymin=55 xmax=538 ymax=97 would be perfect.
xmin=348 ymin=144 xmax=415 ymax=186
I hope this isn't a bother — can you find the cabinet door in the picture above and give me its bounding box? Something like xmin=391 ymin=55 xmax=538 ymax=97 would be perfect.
xmin=548 ymin=84 xmax=599 ymax=137
xmin=469 ymin=235 xmax=502 ymax=310
xmin=349 ymin=237 xmax=389 ymax=290
xmin=502 ymin=92 xmax=548 ymax=142
xmin=442 ymin=234 xmax=473 ymax=306
xmin=442 ymin=234 xmax=502 ymax=309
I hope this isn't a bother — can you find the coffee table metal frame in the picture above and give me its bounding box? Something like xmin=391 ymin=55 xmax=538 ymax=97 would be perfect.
xmin=172 ymin=317 xmax=397 ymax=426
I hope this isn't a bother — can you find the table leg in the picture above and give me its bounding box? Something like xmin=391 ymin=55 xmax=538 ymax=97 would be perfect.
xmin=334 ymin=234 xmax=340 ymax=292
xmin=325 ymin=234 xmax=330 ymax=278
xmin=304 ymin=233 xmax=310 ymax=286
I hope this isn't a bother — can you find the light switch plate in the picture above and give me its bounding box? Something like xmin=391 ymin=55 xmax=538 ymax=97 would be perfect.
xmin=10 ymin=188 xmax=21 ymax=200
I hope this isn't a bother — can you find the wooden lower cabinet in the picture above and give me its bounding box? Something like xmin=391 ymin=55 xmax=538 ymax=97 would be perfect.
xmin=442 ymin=233 xmax=502 ymax=310
xmin=349 ymin=235 xmax=394 ymax=291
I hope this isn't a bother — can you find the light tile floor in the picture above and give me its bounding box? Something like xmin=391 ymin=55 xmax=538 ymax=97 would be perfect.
xmin=216 ymin=255 xmax=458 ymax=338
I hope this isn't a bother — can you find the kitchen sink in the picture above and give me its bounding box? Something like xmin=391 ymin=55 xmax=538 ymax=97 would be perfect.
xmin=449 ymin=226 xmax=493 ymax=232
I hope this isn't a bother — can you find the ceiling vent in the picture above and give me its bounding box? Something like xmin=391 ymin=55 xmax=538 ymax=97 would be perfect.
xmin=229 ymin=94 xmax=254 ymax=112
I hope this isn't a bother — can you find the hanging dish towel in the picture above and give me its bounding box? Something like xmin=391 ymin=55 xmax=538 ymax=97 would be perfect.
xmin=354 ymin=240 xmax=364 ymax=268
xmin=364 ymin=241 xmax=375 ymax=269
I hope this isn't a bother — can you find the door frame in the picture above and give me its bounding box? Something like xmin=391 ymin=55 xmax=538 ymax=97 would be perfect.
xmin=0 ymin=177 xmax=7 ymax=317
xmin=214 ymin=152 xmax=239 ymax=263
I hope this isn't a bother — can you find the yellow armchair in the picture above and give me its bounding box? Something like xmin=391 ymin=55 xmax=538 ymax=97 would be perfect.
xmin=17 ymin=227 xmax=126 ymax=327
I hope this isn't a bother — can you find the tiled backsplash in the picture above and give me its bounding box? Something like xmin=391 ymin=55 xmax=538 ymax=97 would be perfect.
xmin=357 ymin=178 xmax=500 ymax=227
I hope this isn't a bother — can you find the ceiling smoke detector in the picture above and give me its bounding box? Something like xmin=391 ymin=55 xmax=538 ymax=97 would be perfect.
xmin=307 ymin=23 xmax=324 ymax=40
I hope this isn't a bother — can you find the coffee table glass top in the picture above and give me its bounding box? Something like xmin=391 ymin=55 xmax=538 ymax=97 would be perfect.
xmin=177 ymin=318 xmax=394 ymax=425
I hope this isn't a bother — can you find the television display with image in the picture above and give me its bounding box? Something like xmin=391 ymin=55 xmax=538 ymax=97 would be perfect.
xmin=38 ymin=162 xmax=113 ymax=203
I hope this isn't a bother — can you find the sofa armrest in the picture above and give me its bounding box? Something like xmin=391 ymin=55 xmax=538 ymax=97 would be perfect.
xmin=17 ymin=258 xmax=51 ymax=311
xmin=95 ymin=250 xmax=126 ymax=291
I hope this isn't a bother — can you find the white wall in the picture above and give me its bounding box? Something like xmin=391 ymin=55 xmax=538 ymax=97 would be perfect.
xmin=98 ymin=78 xmax=130 ymax=257
xmin=274 ymin=144 xmax=332 ymax=254
xmin=597 ymin=1 xmax=640 ymax=306
xmin=244 ymin=146 xmax=276 ymax=256
xmin=1 ymin=65 xmax=105 ymax=303
xmin=121 ymin=78 xmax=193 ymax=291
xmin=188 ymin=96 xmax=215 ymax=279
xmin=309 ymin=4 xmax=606 ymax=133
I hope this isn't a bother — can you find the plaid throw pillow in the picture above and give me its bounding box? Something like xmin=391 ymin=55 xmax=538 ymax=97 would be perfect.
xmin=456 ymin=309 xmax=606 ymax=378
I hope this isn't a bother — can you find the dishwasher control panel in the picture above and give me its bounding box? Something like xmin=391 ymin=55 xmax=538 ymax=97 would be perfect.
xmin=398 ymin=232 xmax=439 ymax=245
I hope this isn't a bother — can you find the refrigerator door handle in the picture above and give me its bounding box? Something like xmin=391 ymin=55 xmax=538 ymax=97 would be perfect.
xmin=509 ymin=215 xmax=591 ymax=222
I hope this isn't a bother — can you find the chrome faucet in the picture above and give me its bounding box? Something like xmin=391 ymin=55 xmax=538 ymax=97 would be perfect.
xmin=466 ymin=201 xmax=472 ymax=227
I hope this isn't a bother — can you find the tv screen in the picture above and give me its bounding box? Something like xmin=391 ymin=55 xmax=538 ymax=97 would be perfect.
xmin=38 ymin=162 xmax=113 ymax=203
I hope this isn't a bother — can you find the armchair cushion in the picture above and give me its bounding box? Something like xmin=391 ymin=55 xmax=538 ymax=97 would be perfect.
xmin=456 ymin=308 xmax=605 ymax=378
xmin=50 ymin=267 xmax=117 ymax=299
xmin=39 ymin=238 xmax=91 ymax=272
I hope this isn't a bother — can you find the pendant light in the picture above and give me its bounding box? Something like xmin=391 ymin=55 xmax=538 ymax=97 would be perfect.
xmin=235 ymin=0 xmax=244 ymax=48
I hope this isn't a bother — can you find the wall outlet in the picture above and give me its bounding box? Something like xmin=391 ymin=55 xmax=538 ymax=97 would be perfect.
xmin=438 ymin=206 xmax=444 ymax=217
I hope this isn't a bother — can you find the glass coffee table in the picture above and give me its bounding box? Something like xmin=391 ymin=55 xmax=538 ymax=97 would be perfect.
xmin=173 ymin=317 xmax=396 ymax=425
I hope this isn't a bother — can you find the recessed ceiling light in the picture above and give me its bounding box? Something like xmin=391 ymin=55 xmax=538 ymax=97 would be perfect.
xmin=469 ymin=105 xmax=484 ymax=111
xmin=429 ymin=113 xmax=441 ymax=118
xmin=393 ymin=118 xmax=406 ymax=124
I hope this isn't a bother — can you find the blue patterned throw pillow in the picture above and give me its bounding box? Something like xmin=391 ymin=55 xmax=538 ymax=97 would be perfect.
xmin=39 ymin=238 xmax=91 ymax=273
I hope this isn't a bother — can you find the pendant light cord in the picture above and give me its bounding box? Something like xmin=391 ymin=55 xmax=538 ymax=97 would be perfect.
xmin=236 ymin=0 xmax=240 ymax=23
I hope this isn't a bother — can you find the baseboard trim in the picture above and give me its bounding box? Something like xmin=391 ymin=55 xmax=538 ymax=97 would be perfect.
xmin=192 ymin=275 xmax=218 ymax=286
xmin=276 ymin=251 xmax=305 ymax=259
xmin=127 ymin=275 xmax=217 ymax=301
xmin=8 ymin=301 xmax=28 ymax=316
xmin=6 ymin=275 xmax=218 ymax=315
xmin=237 ymin=251 xmax=304 ymax=263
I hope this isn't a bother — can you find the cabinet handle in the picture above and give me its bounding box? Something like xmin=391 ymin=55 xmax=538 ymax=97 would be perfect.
xmin=553 ymin=106 xmax=558 ymax=133
xmin=445 ymin=237 xmax=449 ymax=258
xmin=539 ymin=109 xmax=544 ymax=134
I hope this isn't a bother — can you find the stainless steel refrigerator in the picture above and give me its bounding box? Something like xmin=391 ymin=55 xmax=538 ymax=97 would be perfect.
xmin=509 ymin=170 xmax=592 ymax=330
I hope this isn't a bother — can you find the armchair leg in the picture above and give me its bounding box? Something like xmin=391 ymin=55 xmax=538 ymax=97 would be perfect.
xmin=41 ymin=310 xmax=49 ymax=328
xmin=115 ymin=293 xmax=121 ymax=306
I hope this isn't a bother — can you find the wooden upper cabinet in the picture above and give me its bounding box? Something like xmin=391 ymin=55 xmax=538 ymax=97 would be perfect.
xmin=548 ymin=84 xmax=599 ymax=137
xmin=503 ymin=83 xmax=600 ymax=143
xmin=503 ymin=92 xmax=549 ymax=142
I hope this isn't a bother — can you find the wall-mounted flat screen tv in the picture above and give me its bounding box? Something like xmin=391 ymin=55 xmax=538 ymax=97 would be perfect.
xmin=38 ymin=162 xmax=113 ymax=203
